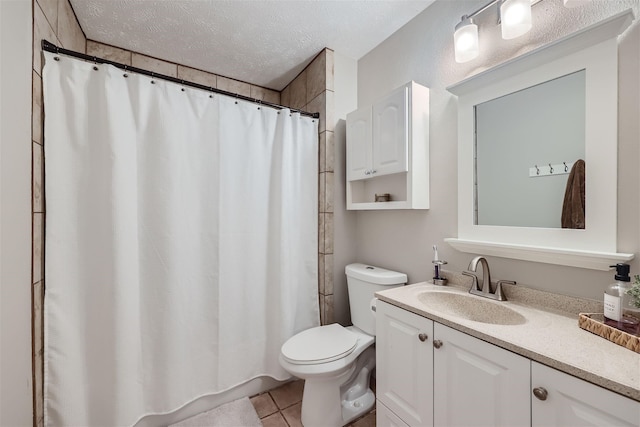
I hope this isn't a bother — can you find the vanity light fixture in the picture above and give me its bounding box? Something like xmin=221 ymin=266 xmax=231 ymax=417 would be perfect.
xmin=500 ymin=0 xmax=532 ymax=40
xmin=454 ymin=15 xmax=479 ymax=63
xmin=453 ymin=0 xmax=591 ymax=63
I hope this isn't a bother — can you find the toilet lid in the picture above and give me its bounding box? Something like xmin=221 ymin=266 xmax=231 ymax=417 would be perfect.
xmin=281 ymin=324 xmax=358 ymax=365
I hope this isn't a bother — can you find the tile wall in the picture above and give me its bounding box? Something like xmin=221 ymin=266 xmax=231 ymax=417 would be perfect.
xmin=281 ymin=50 xmax=335 ymax=325
xmin=31 ymin=1 xmax=332 ymax=424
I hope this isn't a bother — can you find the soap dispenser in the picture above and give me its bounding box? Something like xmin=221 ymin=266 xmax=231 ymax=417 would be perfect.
xmin=432 ymin=245 xmax=447 ymax=286
xmin=604 ymin=263 xmax=639 ymax=335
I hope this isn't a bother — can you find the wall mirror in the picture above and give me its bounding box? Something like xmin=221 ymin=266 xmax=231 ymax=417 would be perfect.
xmin=475 ymin=70 xmax=585 ymax=229
xmin=445 ymin=10 xmax=634 ymax=270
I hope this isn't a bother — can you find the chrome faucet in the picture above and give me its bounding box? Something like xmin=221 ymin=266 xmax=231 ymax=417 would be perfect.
xmin=462 ymin=256 xmax=515 ymax=301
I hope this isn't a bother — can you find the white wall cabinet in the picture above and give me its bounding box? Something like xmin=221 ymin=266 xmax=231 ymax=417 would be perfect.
xmin=376 ymin=301 xmax=640 ymax=427
xmin=346 ymin=81 xmax=429 ymax=210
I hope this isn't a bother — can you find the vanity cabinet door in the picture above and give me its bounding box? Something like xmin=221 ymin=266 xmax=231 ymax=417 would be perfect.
xmin=346 ymin=106 xmax=372 ymax=181
xmin=531 ymin=362 xmax=640 ymax=427
xmin=433 ymin=323 xmax=530 ymax=427
xmin=377 ymin=400 xmax=411 ymax=427
xmin=372 ymin=85 xmax=409 ymax=177
xmin=376 ymin=300 xmax=434 ymax=427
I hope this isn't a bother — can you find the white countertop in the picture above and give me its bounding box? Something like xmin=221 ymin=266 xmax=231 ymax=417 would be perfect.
xmin=376 ymin=282 xmax=640 ymax=402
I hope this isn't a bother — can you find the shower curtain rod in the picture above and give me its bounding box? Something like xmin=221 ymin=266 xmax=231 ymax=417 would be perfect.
xmin=41 ymin=39 xmax=321 ymax=119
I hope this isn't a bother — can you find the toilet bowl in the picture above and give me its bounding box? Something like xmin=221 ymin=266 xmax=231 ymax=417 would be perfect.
xmin=279 ymin=263 xmax=407 ymax=427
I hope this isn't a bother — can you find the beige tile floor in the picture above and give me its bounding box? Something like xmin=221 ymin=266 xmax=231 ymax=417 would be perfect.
xmin=250 ymin=379 xmax=376 ymax=427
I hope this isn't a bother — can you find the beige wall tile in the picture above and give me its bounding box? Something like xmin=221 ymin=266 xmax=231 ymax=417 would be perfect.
xmin=33 ymin=213 xmax=44 ymax=285
xmin=324 ymin=254 xmax=333 ymax=295
xmin=318 ymin=254 xmax=325 ymax=295
xmin=132 ymin=53 xmax=177 ymax=77
xmin=34 ymin=2 xmax=60 ymax=74
xmin=177 ymin=65 xmax=217 ymax=89
xmin=33 ymin=142 xmax=44 ymax=213
xmin=324 ymin=213 xmax=333 ymax=254
xmin=37 ymin=0 xmax=58 ymax=36
xmin=318 ymin=213 xmax=325 ymax=254
xmin=323 ymin=295 xmax=334 ymax=325
xmin=57 ymin=0 xmax=86 ymax=53
xmin=280 ymin=85 xmax=291 ymax=107
xmin=32 ymin=71 xmax=43 ymax=145
xmin=324 ymin=90 xmax=334 ymax=132
xmin=318 ymin=172 xmax=326 ymax=213
xmin=288 ymin=70 xmax=307 ymax=110
xmin=306 ymin=92 xmax=326 ymax=133
xmin=325 ymin=49 xmax=335 ymax=92
xmin=325 ymin=131 xmax=335 ymax=173
xmin=325 ymin=172 xmax=334 ymax=213
xmin=319 ymin=131 xmax=326 ymax=172
xmin=217 ymin=76 xmax=251 ymax=97
xmin=250 ymin=86 xmax=280 ymax=104
xmin=87 ymin=40 xmax=132 ymax=65
xmin=306 ymin=51 xmax=326 ymax=103
xmin=33 ymin=281 xmax=44 ymax=427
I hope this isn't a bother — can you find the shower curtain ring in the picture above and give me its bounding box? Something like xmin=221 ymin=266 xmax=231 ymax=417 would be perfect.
xmin=564 ymin=162 xmax=568 ymax=172
xmin=535 ymin=165 xmax=539 ymax=175
xmin=549 ymin=163 xmax=554 ymax=174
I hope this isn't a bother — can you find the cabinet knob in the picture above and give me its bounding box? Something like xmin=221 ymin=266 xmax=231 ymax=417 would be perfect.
xmin=418 ymin=333 xmax=428 ymax=342
xmin=364 ymin=170 xmax=371 ymax=175
xmin=433 ymin=340 xmax=443 ymax=349
xmin=371 ymin=169 xmax=377 ymax=174
xmin=533 ymin=387 xmax=548 ymax=401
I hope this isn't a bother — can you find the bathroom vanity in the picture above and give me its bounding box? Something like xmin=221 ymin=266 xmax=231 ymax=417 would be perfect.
xmin=375 ymin=283 xmax=640 ymax=427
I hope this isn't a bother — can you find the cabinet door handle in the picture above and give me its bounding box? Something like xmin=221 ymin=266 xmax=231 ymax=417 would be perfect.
xmin=364 ymin=170 xmax=371 ymax=175
xmin=533 ymin=387 xmax=548 ymax=401
xmin=418 ymin=333 xmax=428 ymax=342
xmin=433 ymin=340 xmax=443 ymax=349
xmin=371 ymin=169 xmax=377 ymax=174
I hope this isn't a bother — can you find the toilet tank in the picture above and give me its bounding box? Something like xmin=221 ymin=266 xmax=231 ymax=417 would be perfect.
xmin=345 ymin=263 xmax=407 ymax=335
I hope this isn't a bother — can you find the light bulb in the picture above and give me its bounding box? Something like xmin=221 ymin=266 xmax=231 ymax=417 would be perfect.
xmin=454 ymin=16 xmax=479 ymax=63
xmin=500 ymin=0 xmax=532 ymax=40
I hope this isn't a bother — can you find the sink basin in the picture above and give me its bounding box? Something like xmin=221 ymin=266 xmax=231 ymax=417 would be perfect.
xmin=416 ymin=291 xmax=527 ymax=325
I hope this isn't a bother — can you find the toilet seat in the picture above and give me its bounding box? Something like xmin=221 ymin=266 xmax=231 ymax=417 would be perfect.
xmin=281 ymin=324 xmax=358 ymax=365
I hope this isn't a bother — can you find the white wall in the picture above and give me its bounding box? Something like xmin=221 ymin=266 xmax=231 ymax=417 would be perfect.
xmin=332 ymin=52 xmax=358 ymax=325
xmin=353 ymin=0 xmax=640 ymax=300
xmin=0 ymin=0 xmax=34 ymax=425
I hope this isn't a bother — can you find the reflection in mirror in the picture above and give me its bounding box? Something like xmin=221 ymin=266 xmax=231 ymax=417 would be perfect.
xmin=474 ymin=70 xmax=585 ymax=228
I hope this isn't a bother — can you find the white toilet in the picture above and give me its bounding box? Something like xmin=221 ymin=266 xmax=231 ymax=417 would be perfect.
xmin=279 ymin=263 xmax=407 ymax=427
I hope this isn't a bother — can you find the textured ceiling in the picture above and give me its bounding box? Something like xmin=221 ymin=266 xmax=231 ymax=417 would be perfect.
xmin=70 ymin=0 xmax=436 ymax=90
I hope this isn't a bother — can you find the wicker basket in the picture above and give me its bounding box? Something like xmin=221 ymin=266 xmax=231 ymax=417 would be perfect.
xmin=578 ymin=313 xmax=640 ymax=353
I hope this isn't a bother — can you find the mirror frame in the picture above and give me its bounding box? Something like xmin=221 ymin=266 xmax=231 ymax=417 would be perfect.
xmin=445 ymin=10 xmax=634 ymax=270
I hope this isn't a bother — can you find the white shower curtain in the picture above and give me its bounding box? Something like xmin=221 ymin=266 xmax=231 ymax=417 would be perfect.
xmin=42 ymin=51 xmax=319 ymax=427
